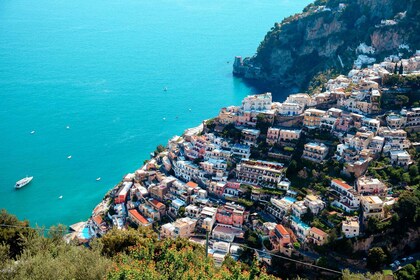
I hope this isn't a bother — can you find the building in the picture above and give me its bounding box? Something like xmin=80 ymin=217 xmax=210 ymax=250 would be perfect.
xmin=303 ymin=109 xmax=326 ymax=128
xmin=302 ymin=142 xmax=328 ymax=162
xmin=390 ymin=150 xmax=412 ymax=167
xmin=401 ymin=107 xmax=420 ymax=128
xmin=149 ymin=184 xmax=168 ymax=201
xmin=241 ymin=129 xmax=260 ymax=147
xmin=357 ymin=177 xmax=387 ymax=195
xmin=236 ymin=159 xmax=284 ymax=188
xmin=269 ymin=224 xmax=292 ymax=255
xmin=128 ymin=209 xmax=151 ymax=228
xmin=291 ymin=201 xmax=307 ymax=219
xmin=290 ymin=216 xmax=310 ymax=241
xmin=279 ymin=129 xmax=301 ymax=142
xmin=216 ymin=203 xmax=248 ymax=227
xmin=231 ymin=143 xmax=251 ymax=159
xmin=185 ymin=204 xmax=201 ymax=218
xmin=266 ymin=197 xmax=296 ymax=219
xmin=386 ymin=114 xmax=407 ymax=129
xmin=361 ymin=196 xmax=384 ymax=219
xmin=199 ymin=206 xmax=217 ymax=231
xmin=304 ymin=195 xmax=325 ymax=214
xmin=212 ymin=224 xmax=244 ymax=242
xmin=160 ymin=217 xmax=197 ymax=239
xmin=114 ymin=182 xmax=133 ymax=204
xmin=266 ymin=127 xmax=281 ymax=145
xmin=285 ymin=93 xmax=316 ymax=107
xmin=342 ymin=216 xmax=360 ymax=238
xmin=330 ymin=179 xmax=360 ymax=212
xmin=309 ymin=227 xmax=328 ymax=246
xmin=278 ymin=102 xmax=304 ymax=116
xmin=241 ymin=92 xmax=272 ymax=111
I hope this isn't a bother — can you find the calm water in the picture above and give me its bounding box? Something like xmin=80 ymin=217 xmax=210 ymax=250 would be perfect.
xmin=0 ymin=0 xmax=311 ymax=227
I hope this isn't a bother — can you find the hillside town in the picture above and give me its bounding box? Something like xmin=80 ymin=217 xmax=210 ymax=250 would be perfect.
xmin=73 ymin=52 xmax=420 ymax=273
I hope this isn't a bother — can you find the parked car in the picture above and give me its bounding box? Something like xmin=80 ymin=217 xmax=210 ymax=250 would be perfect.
xmin=408 ymin=256 xmax=414 ymax=261
xmin=395 ymin=260 xmax=401 ymax=266
xmin=402 ymin=257 xmax=407 ymax=262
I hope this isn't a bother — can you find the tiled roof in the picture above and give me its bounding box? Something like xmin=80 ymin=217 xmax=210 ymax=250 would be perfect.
xmin=186 ymin=181 xmax=198 ymax=188
xmin=310 ymin=227 xmax=327 ymax=237
xmin=332 ymin=179 xmax=352 ymax=190
xmin=275 ymin=224 xmax=289 ymax=236
xmin=129 ymin=209 xmax=149 ymax=225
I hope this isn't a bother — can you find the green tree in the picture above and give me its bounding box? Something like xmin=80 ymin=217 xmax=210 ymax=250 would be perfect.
xmin=367 ymin=247 xmax=387 ymax=271
xmin=0 ymin=209 xmax=36 ymax=259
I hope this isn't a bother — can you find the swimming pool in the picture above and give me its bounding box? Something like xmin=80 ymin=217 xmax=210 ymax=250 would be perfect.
xmin=79 ymin=227 xmax=92 ymax=240
xmin=283 ymin=196 xmax=297 ymax=203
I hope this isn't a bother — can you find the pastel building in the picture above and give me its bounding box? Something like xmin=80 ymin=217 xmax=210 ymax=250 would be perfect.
xmin=342 ymin=216 xmax=360 ymax=238
xmin=357 ymin=177 xmax=387 ymax=195
xmin=160 ymin=217 xmax=197 ymax=239
xmin=128 ymin=209 xmax=152 ymax=228
xmin=115 ymin=182 xmax=133 ymax=204
xmin=309 ymin=227 xmax=328 ymax=246
xmin=303 ymin=109 xmax=326 ymax=128
xmin=361 ymin=196 xmax=384 ymax=219
xmin=216 ymin=203 xmax=248 ymax=228
xmin=302 ymin=142 xmax=328 ymax=162
xmin=236 ymin=159 xmax=284 ymax=188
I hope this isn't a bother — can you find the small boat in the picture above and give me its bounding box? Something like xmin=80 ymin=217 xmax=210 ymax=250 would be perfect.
xmin=96 ymin=177 xmax=101 ymax=181
xmin=30 ymin=130 xmax=35 ymax=134
xmin=15 ymin=176 xmax=33 ymax=189
xmin=67 ymin=155 xmax=72 ymax=159
xmin=58 ymin=195 xmax=63 ymax=199
xmin=189 ymin=108 xmax=191 ymax=111
xmin=163 ymin=87 xmax=168 ymax=91
xmin=163 ymin=117 xmax=166 ymax=121
xmin=66 ymin=125 xmax=70 ymax=129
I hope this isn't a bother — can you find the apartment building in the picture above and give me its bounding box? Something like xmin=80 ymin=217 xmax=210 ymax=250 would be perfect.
xmin=302 ymin=142 xmax=328 ymax=162
xmin=236 ymin=159 xmax=284 ymax=188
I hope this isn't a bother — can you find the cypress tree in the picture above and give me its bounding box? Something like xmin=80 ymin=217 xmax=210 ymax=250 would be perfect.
xmin=394 ymin=63 xmax=398 ymax=74
xmin=399 ymin=62 xmax=404 ymax=74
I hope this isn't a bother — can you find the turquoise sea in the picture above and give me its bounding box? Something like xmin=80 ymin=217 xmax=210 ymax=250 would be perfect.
xmin=0 ymin=0 xmax=311 ymax=227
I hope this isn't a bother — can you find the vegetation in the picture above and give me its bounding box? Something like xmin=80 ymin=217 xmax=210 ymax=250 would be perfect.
xmin=395 ymin=261 xmax=420 ymax=280
xmin=367 ymin=247 xmax=388 ymax=271
xmin=0 ymin=209 xmax=282 ymax=280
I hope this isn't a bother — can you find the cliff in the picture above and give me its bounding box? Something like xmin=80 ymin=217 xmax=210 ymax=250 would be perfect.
xmin=233 ymin=0 xmax=420 ymax=91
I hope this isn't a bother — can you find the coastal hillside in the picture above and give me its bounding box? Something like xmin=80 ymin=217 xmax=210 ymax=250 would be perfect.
xmin=233 ymin=0 xmax=420 ymax=91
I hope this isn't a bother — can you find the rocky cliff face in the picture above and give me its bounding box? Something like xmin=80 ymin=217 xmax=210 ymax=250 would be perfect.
xmin=233 ymin=0 xmax=420 ymax=91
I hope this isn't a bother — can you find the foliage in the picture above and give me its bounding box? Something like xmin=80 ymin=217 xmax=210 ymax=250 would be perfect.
xmin=395 ymin=261 xmax=420 ymax=280
xmin=392 ymin=190 xmax=420 ymax=232
xmin=0 ymin=209 xmax=36 ymax=259
xmin=0 ymin=210 xmax=279 ymax=280
xmin=341 ymin=269 xmax=388 ymax=280
xmin=367 ymin=247 xmax=387 ymax=271
xmin=155 ymin=144 xmax=166 ymax=154
xmin=221 ymin=124 xmax=242 ymax=142
xmin=256 ymin=114 xmax=272 ymax=135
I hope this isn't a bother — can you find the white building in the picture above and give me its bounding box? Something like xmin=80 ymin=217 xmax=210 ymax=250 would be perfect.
xmin=342 ymin=216 xmax=360 ymax=238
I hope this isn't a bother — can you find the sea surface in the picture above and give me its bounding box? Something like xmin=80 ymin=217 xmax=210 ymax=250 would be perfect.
xmin=0 ymin=0 xmax=312 ymax=227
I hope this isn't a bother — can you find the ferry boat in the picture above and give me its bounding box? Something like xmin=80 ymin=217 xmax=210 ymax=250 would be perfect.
xmin=15 ymin=176 xmax=33 ymax=189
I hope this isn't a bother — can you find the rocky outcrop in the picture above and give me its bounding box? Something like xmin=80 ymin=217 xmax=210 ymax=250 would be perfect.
xmin=234 ymin=0 xmax=420 ymax=91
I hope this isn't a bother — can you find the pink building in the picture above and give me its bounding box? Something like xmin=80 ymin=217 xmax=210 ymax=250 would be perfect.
xmin=269 ymin=224 xmax=292 ymax=255
xmin=216 ymin=203 xmax=248 ymax=227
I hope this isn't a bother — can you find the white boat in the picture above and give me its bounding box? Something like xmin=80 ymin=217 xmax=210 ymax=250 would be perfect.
xmin=15 ymin=176 xmax=33 ymax=189
xmin=67 ymin=155 xmax=72 ymax=159
xmin=58 ymin=195 xmax=63 ymax=199
xmin=96 ymin=177 xmax=101 ymax=181
xmin=66 ymin=125 xmax=70 ymax=129
xmin=30 ymin=130 xmax=35 ymax=134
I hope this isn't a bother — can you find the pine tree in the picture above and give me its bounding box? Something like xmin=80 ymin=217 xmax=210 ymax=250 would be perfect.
xmin=394 ymin=63 xmax=398 ymax=74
